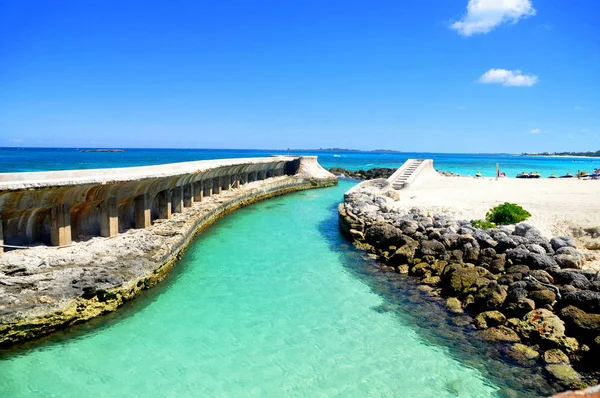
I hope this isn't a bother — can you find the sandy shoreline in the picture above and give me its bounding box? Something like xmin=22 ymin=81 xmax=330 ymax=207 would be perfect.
xmin=395 ymin=171 xmax=600 ymax=269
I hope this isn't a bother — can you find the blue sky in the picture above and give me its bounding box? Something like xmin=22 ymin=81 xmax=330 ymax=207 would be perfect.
xmin=1 ymin=0 xmax=598 ymax=152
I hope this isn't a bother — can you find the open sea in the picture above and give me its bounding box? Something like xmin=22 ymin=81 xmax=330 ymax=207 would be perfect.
xmin=1 ymin=147 xmax=599 ymax=177
xmin=0 ymin=148 xmax=590 ymax=397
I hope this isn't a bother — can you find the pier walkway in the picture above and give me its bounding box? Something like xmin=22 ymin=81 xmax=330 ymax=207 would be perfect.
xmin=386 ymin=159 xmax=433 ymax=190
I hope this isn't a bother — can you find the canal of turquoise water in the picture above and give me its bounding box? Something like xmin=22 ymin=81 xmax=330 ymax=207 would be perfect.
xmin=0 ymin=181 xmax=552 ymax=397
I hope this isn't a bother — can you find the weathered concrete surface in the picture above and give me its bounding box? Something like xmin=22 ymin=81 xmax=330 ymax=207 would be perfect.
xmin=0 ymin=156 xmax=303 ymax=248
xmin=0 ymin=165 xmax=336 ymax=346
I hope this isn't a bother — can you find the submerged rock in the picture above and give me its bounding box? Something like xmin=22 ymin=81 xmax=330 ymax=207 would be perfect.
xmin=476 ymin=325 xmax=521 ymax=343
xmin=505 ymin=343 xmax=540 ymax=365
xmin=545 ymin=364 xmax=585 ymax=389
xmin=544 ymin=349 xmax=570 ymax=364
xmin=474 ymin=311 xmax=506 ymax=329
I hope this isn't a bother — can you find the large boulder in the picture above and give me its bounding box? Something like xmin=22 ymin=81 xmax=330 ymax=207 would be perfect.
xmin=388 ymin=241 xmax=419 ymax=266
xmin=529 ymin=289 xmax=557 ymax=307
xmin=559 ymin=305 xmax=600 ymax=341
xmin=474 ymin=310 xmax=507 ymax=329
xmin=517 ymin=309 xmax=578 ymax=353
xmin=561 ymin=290 xmax=600 ymax=313
xmin=476 ymin=326 xmax=521 ymax=343
xmin=555 ymin=254 xmax=584 ymax=269
xmin=504 ymin=343 xmax=540 ymax=366
xmin=399 ymin=220 xmax=419 ymax=235
xmin=495 ymin=236 xmax=520 ymax=253
xmin=506 ymin=249 xmax=558 ymax=270
xmin=442 ymin=266 xmax=493 ymax=296
xmin=365 ymin=222 xmax=402 ymax=249
xmin=545 ymin=364 xmax=585 ymax=389
xmin=418 ymin=239 xmax=446 ymax=257
xmin=472 ymin=281 xmax=508 ymax=311
xmin=472 ymin=230 xmax=497 ymax=249
xmin=543 ymin=348 xmax=569 ymax=364
xmin=441 ymin=232 xmax=460 ymax=250
xmin=552 ymin=270 xmax=593 ymax=290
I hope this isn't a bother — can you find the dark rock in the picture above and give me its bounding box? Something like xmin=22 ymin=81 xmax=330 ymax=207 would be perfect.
xmin=474 ymin=310 xmax=507 ymax=329
xmin=388 ymin=241 xmax=419 ymax=266
xmin=473 ymin=230 xmax=497 ymax=249
xmin=443 ymin=266 xmax=493 ymax=296
xmin=505 ymin=297 xmax=536 ymax=318
xmin=544 ymin=348 xmax=569 ymax=364
xmin=517 ymin=309 xmax=578 ymax=353
xmin=560 ymin=305 xmax=600 ymax=341
xmin=555 ymin=254 xmax=583 ymax=269
xmin=489 ymin=254 xmax=506 ymax=273
xmin=458 ymin=226 xmax=476 ymax=235
xmin=496 ymin=236 xmax=519 ymax=253
xmin=445 ymin=297 xmax=464 ymax=314
xmin=418 ymin=240 xmax=446 ymax=257
xmin=506 ymin=249 xmax=530 ymax=265
xmin=529 ymin=269 xmax=554 ymax=284
xmin=476 ymin=326 xmax=521 ymax=343
xmin=507 ymin=265 xmax=531 ymax=275
xmin=472 ymin=281 xmax=508 ymax=311
xmin=399 ymin=220 xmax=419 ymax=235
xmin=528 ymin=253 xmax=559 ymax=270
xmin=365 ymin=223 xmax=402 ymax=249
xmin=441 ymin=233 xmax=460 ymax=250
xmin=551 ymin=236 xmax=577 ymax=251
xmin=514 ymin=223 xmax=541 ymax=237
xmin=552 ymin=270 xmax=592 ymax=290
xmin=545 ymin=364 xmax=584 ymax=389
xmin=462 ymin=242 xmax=480 ymax=263
xmin=506 ymin=249 xmax=558 ymax=270
xmin=561 ymin=290 xmax=600 ymax=313
xmin=527 ymin=244 xmax=547 ymax=255
xmin=529 ymin=289 xmax=557 ymax=307
xmin=504 ymin=343 xmax=540 ymax=366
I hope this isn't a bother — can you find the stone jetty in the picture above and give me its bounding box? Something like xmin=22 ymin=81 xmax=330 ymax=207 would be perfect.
xmin=339 ymin=178 xmax=600 ymax=391
xmin=0 ymin=156 xmax=336 ymax=345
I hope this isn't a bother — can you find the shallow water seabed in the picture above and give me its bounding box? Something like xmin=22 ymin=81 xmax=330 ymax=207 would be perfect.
xmin=0 ymin=180 xmax=552 ymax=397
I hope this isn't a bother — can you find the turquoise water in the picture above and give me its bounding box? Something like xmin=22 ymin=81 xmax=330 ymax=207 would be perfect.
xmin=1 ymin=147 xmax=599 ymax=177
xmin=0 ymin=181 xmax=525 ymax=397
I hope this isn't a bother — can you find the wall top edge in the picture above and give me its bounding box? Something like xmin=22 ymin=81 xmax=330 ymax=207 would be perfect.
xmin=0 ymin=156 xmax=303 ymax=191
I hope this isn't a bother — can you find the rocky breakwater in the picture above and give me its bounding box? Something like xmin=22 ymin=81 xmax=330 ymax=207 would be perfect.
xmin=339 ymin=181 xmax=600 ymax=391
xmin=0 ymin=165 xmax=337 ymax=347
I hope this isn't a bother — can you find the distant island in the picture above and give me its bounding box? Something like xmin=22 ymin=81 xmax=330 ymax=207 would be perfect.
xmin=293 ymin=148 xmax=406 ymax=153
xmin=521 ymin=150 xmax=600 ymax=157
xmin=79 ymin=149 xmax=125 ymax=153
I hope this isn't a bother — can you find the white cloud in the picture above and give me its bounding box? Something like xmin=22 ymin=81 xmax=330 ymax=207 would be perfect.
xmin=451 ymin=0 xmax=536 ymax=36
xmin=527 ymin=128 xmax=548 ymax=134
xmin=478 ymin=68 xmax=538 ymax=86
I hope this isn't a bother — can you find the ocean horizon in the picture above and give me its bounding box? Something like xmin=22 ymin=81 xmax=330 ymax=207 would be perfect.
xmin=2 ymin=147 xmax=599 ymax=178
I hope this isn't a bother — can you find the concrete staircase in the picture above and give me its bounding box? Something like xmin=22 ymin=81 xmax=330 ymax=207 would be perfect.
xmin=390 ymin=159 xmax=426 ymax=190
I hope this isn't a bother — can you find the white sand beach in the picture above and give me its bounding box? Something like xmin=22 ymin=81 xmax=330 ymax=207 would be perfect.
xmin=397 ymin=170 xmax=600 ymax=269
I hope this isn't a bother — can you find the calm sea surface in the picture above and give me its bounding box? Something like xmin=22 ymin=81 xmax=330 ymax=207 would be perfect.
xmin=1 ymin=147 xmax=599 ymax=177
xmin=0 ymin=181 xmax=555 ymax=397
xmin=0 ymin=149 xmax=576 ymax=396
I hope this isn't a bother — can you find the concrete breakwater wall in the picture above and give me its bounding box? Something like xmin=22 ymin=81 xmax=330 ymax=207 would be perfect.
xmin=0 ymin=156 xmax=318 ymax=250
xmin=0 ymin=156 xmax=336 ymax=346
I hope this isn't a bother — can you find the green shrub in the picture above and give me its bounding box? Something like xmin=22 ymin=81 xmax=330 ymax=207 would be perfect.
xmin=485 ymin=202 xmax=531 ymax=225
xmin=471 ymin=219 xmax=496 ymax=230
